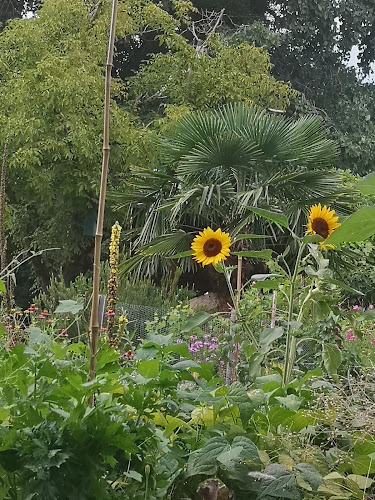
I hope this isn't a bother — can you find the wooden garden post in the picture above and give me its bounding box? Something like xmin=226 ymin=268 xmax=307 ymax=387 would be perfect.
xmin=88 ymin=0 xmax=118 ymax=406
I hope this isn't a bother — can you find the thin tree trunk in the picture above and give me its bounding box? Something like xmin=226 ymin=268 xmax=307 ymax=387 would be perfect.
xmin=88 ymin=0 xmax=118 ymax=406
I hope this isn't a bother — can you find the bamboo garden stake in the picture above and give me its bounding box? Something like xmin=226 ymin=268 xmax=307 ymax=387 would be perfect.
xmin=88 ymin=0 xmax=118 ymax=405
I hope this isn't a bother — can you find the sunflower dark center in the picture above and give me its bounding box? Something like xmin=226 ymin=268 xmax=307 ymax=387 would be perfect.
xmin=203 ymin=238 xmax=222 ymax=257
xmin=312 ymin=217 xmax=329 ymax=239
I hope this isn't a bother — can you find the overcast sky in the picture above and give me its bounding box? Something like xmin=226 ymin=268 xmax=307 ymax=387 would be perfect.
xmin=347 ymin=46 xmax=375 ymax=83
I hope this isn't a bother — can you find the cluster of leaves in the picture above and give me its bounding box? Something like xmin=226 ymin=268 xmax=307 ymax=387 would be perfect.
xmin=1 ymin=328 xmax=375 ymax=499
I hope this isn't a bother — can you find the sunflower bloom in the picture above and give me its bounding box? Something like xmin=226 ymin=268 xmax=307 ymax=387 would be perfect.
xmin=306 ymin=204 xmax=340 ymax=248
xmin=191 ymin=227 xmax=231 ymax=267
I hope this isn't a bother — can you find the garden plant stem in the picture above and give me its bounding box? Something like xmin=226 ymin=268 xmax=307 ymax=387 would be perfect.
xmin=283 ymin=242 xmax=305 ymax=386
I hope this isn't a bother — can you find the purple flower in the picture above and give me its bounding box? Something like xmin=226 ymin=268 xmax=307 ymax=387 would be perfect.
xmin=346 ymin=331 xmax=357 ymax=341
xmin=190 ymin=335 xmax=197 ymax=340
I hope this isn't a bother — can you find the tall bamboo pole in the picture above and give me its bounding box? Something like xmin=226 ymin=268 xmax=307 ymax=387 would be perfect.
xmin=89 ymin=0 xmax=118 ymax=404
xmin=0 ymin=140 xmax=8 ymax=272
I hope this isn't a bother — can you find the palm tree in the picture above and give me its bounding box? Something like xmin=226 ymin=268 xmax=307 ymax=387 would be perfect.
xmin=113 ymin=103 xmax=356 ymax=283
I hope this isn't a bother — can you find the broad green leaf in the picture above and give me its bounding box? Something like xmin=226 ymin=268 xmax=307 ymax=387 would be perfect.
xmin=123 ymin=470 xmax=143 ymax=482
xmin=217 ymin=437 xmax=260 ymax=478
xmin=268 ymin=406 xmax=295 ymax=427
xmin=275 ymin=395 xmax=304 ymax=411
xmin=255 ymin=374 xmax=282 ymax=389
xmin=302 ymin=234 xmax=324 ymax=244
xmin=232 ymin=249 xmax=273 ymax=259
xmin=248 ymin=352 xmax=264 ymax=379
xmin=357 ymin=172 xmax=375 ymax=195
xmin=164 ymin=343 xmax=190 ymax=357
xmin=181 ymin=311 xmax=212 ymax=333
xmin=241 ymin=340 xmax=257 ymax=360
xmin=185 ymin=437 xmax=228 ymax=478
xmin=322 ymin=343 xmax=342 ymax=378
xmin=27 ymin=328 xmax=51 ymax=347
xmin=134 ymin=346 xmax=158 ymax=360
xmin=137 ymin=359 xmax=160 ymax=379
xmin=298 ymin=368 xmax=323 ymax=387
xmin=231 ymin=436 xmax=260 ymax=466
xmin=247 ymin=464 xmax=300 ymax=499
xmin=144 ymin=333 xmax=173 ymax=346
xmin=324 ymin=206 xmax=375 ymax=246
xmin=227 ymin=382 xmax=250 ymax=406
xmin=252 ymin=279 xmax=282 ymax=289
xmin=347 ymin=474 xmax=374 ymax=489
xmin=351 ymin=455 xmax=375 ymax=475
xmin=295 ymin=463 xmax=323 ymax=491
xmin=217 ymin=446 xmax=244 ymax=467
xmin=259 ymin=327 xmax=284 ymax=351
xmin=172 ymin=360 xmax=201 ymax=371
xmin=96 ymin=347 xmax=119 ymax=370
xmin=0 ymin=409 xmax=9 ymax=422
xmin=54 ymin=299 xmax=84 ymax=315
xmin=247 ymin=207 xmax=289 ymax=229
xmin=0 ymin=280 xmax=6 ymax=295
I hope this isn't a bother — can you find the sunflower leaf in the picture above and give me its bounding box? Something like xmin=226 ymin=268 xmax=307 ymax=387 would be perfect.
xmin=181 ymin=311 xmax=214 ymax=333
xmin=324 ymin=206 xmax=375 ymax=246
xmin=302 ymin=234 xmax=324 ymax=244
xmin=247 ymin=207 xmax=289 ymax=229
xmin=357 ymin=172 xmax=375 ymax=195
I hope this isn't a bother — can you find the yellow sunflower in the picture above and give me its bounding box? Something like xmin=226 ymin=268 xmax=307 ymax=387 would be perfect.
xmin=191 ymin=227 xmax=231 ymax=267
xmin=306 ymin=203 xmax=340 ymax=248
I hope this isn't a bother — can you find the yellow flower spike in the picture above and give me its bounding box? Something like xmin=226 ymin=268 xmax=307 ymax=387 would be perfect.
xmin=191 ymin=227 xmax=231 ymax=267
xmin=106 ymin=222 xmax=122 ymax=343
xmin=306 ymin=204 xmax=340 ymax=249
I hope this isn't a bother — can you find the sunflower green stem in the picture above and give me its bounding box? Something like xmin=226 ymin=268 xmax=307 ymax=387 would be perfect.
xmin=283 ymin=242 xmax=306 ymax=386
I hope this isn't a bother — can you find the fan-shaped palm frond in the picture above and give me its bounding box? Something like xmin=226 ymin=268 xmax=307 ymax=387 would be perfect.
xmin=165 ymin=103 xmax=337 ymax=183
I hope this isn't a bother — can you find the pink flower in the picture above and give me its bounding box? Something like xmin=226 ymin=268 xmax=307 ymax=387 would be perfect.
xmin=105 ymin=310 xmax=115 ymax=317
xmin=346 ymin=331 xmax=357 ymax=341
xmin=58 ymin=329 xmax=68 ymax=338
xmin=352 ymin=305 xmax=361 ymax=312
xmin=369 ymin=304 xmax=374 ymax=310
xmin=371 ymin=339 xmax=375 ymax=345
